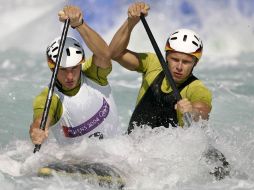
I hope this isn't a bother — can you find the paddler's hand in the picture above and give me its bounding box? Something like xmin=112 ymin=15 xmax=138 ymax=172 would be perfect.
xmin=128 ymin=2 xmax=150 ymax=24
xmin=58 ymin=6 xmax=84 ymax=29
xmin=175 ymin=98 xmax=193 ymax=114
xmin=29 ymin=121 xmax=49 ymax=145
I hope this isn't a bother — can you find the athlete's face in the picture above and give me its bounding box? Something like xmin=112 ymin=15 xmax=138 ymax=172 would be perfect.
xmin=166 ymin=52 xmax=196 ymax=84
xmin=57 ymin=65 xmax=81 ymax=90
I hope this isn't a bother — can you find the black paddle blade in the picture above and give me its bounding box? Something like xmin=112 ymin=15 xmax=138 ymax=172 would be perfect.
xmin=34 ymin=144 xmax=41 ymax=153
xmin=33 ymin=19 xmax=70 ymax=153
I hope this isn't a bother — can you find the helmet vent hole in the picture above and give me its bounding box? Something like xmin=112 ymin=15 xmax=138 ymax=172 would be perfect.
xmin=52 ymin=47 xmax=58 ymax=52
xmin=172 ymin=31 xmax=179 ymax=35
xmin=183 ymin=35 xmax=187 ymax=42
xmin=66 ymin=48 xmax=70 ymax=56
xmin=194 ymin=35 xmax=199 ymax=41
xmin=53 ymin=55 xmax=57 ymax=58
xmin=76 ymin=51 xmax=82 ymax=54
xmin=74 ymin=43 xmax=81 ymax=47
xmin=51 ymin=42 xmax=56 ymax=47
xmin=192 ymin=41 xmax=198 ymax=47
xmin=170 ymin=37 xmax=177 ymax=40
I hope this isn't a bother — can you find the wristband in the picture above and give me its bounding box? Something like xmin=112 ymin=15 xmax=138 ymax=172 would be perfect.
xmin=71 ymin=18 xmax=84 ymax=29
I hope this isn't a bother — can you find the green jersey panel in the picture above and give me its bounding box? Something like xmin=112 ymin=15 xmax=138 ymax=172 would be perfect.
xmin=82 ymin=57 xmax=112 ymax=86
xmin=33 ymin=88 xmax=62 ymax=125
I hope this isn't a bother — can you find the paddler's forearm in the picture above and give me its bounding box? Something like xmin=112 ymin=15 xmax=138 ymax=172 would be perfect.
xmin=29 ymin=116 xmax=51 ymax=145
xmin=191 ymin=102 xmax=211 ymax=121
xmin=177 ymin=99 xmax=211 ymax=126
xmin=110 ymin=2 xmax=150 ymax=59
xmin=110 ymin=18 xmax=138 ymax=60
xmin=76 ymin=21 xmax=111 ymax=63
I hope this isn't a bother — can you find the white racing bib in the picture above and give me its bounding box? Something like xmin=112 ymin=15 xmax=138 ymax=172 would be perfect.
xmin=51 ymin=74 xmax=119 ymax=145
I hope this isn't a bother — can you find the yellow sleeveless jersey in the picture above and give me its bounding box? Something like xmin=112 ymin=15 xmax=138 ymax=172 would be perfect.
xmin=135 ymin=53 xmax=212 ymax=126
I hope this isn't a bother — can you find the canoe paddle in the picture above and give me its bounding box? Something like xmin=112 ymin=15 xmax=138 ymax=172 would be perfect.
xmin=33 ymin=19 xmax=70 ymax=153
xmin=140 ymin=15 xmax=232 ymax=178
xmin=140 ymin=14 xmax=192 ymax=127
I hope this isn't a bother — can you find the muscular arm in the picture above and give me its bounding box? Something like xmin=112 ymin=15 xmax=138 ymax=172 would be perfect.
xmin=176 ymin=99 xmax=212 ymax=124
xmin=76 ymin=22 xmax=111 ymax=69
xmin=109 ymin=2 xmax=150 ymax=71
xmin=192 ymin=101 xmax=211 ymax=121
xmin=59 ymin=6 xmax=111 ymax=69
xmin=110 ymin=19 xmax=140 ymax=71
xmin=30 ymin=88 xmax=62 ymax=144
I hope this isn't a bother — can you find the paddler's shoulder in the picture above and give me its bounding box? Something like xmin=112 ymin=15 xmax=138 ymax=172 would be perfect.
xmin=33 ymin=87 xmax=61 ymax=109
xmin=186 ymin=79 xmax=212 ymax=94
xmin=34 ymin=87 xmax=60 ymax=101
xmin=137 ymin=52 xmax=162 ymax=72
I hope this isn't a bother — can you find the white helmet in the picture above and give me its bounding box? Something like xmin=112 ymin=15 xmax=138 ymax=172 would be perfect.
xmin=165 ymin=29 xmax=203 ymax=60
xmin=46 ymin=36 xmax=85 ymax=69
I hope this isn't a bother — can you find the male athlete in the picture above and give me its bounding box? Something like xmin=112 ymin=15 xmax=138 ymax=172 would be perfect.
xmin=110 ymin=2 xmax=230 ymax=180
xmin=30 ymin=6 xmax=119 ymax=146
xmin=110 ymin=2 xmax=210 ymax=132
